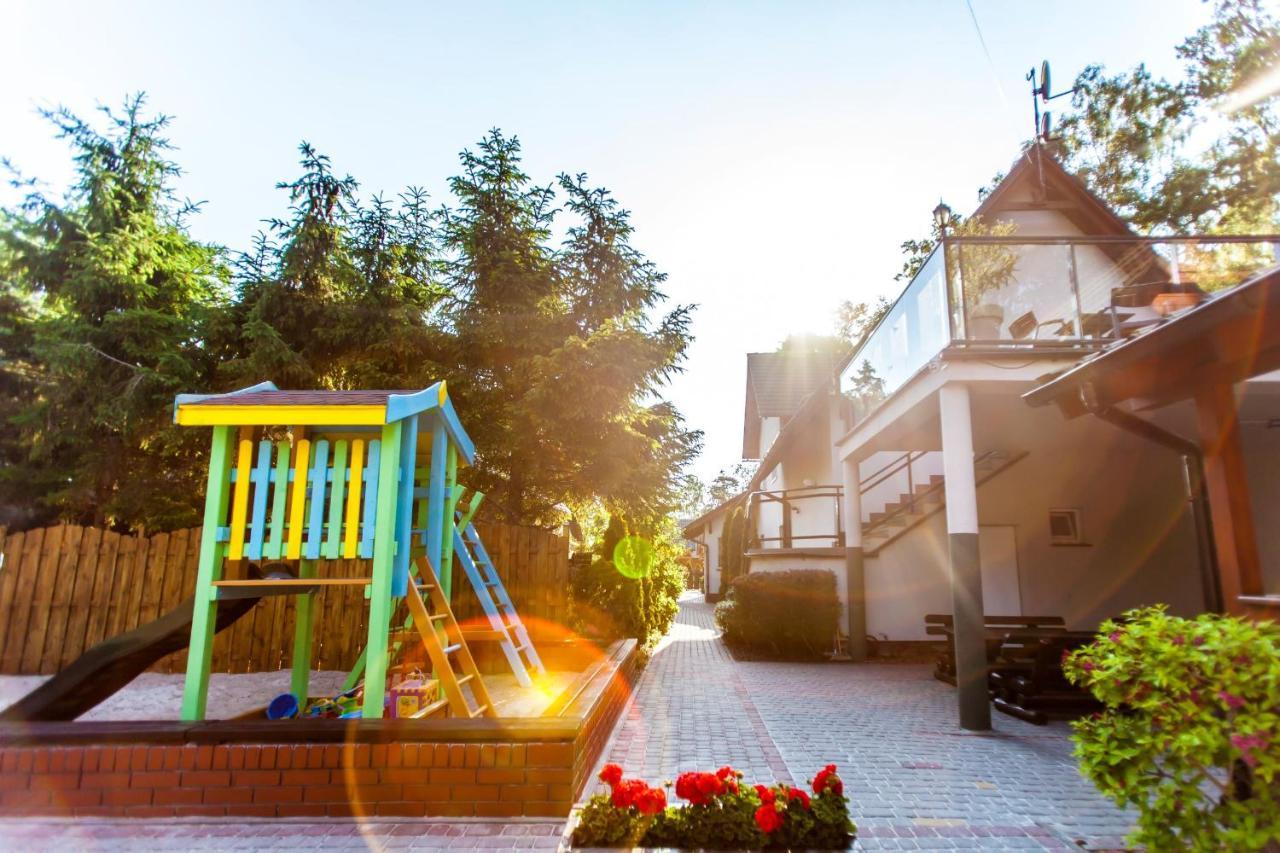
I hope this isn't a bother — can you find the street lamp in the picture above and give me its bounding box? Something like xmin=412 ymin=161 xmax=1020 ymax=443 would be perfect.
xmin=933 ymin=201 xmax=952 ymax=238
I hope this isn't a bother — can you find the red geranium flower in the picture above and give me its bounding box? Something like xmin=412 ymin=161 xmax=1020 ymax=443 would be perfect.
xmin=788 ymin=787 xmax=811 ymax=809
xmin=636 ymin=785 xmax=667 ymax=815
xmin=813 ymin=764 xmax=844 ymax=797
xmin=611 ymin=778 xmax=647 ymax=809
xmin=599 ymin=763 xmax=623 ymax=787
xmin=716 ymin=766 xmax=736 ymax=780
xmin=754 ymin=802 xmax=784 ymax=834
xmin=754 ymin=784 xmax=775 ymax=804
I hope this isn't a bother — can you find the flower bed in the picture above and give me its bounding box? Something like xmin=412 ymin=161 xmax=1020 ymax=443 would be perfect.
xmin=570 ymin=762 xmax=855 ymax=849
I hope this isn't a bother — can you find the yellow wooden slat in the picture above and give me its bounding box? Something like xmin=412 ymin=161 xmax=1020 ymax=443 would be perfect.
xmin=343 ymin=439 xmax=364 ymax=559
xmin=286 ymin=439 xmax=311 ymax=559
xmin=227 ymin=439 xmax=254 ymax=560
xmin=176 ymin=404 xmax=386 ymax=427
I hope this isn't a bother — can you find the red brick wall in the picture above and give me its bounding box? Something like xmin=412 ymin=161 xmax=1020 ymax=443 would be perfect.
xmin=0 ymin=740 xmax=576 ymax=819
xmin=0 ymin=640 xmax=640 ymax=820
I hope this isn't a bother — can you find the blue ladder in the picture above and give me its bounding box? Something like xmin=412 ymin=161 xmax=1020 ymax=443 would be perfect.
xmin=451 ymin=522 xmax=545 ymax=687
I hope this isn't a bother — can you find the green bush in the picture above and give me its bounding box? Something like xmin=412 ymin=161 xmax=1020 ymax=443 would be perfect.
xmin=1064 ymin=606 xmax=1280 ymax=852
xmin=715 ymin=569 xmax=839 ymax=659
xmin=571 ymin=515 xmax=684 ymax=648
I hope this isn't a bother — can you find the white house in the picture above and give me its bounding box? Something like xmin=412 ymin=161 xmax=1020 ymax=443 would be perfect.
xmin=704 ymin=144 xmax=1280 ymax=728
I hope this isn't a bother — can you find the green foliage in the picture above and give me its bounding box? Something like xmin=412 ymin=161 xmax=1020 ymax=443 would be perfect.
xmin=1056 ymin=0 xmax=1280 ymax=234
xmin=572 ymin=765 xmax=855 ymax=849
xmin=836 ymin=296 xmax=891 ymax=349
xmin=0 ymin=95 xmax=227 ymax=529
xmin=1064 ymin=606 xmax=1280 ymax=852
xmin=715 ymin=569 xmax=840 ymax=659
xmin=570 ymin=514 xmax=684 ymax=647
xmin=1 ymin=104 xmax=698 ymax=532
xmin=717 ymin=504 xmax=747 ymax=590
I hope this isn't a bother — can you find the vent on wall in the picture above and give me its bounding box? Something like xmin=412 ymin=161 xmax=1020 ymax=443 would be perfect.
xmin=1048 ymin=508 xmax=1083 ymax=545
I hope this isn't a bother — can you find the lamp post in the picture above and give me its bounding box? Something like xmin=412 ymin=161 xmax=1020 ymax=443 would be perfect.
xmin=933 ymin=201 xmax=952 ymax=238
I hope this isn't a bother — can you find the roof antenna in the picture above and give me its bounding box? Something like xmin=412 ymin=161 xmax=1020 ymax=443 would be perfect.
xmin=1026 ymin=60 xmax=1078 ymax=146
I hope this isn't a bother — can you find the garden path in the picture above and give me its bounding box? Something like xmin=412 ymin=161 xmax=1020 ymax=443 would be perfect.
xmin=596 ymin=591 xmax=1136 ymax=851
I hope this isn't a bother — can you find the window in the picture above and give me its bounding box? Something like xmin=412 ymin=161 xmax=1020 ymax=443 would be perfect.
xmin=1048 ymin=508 xmax=1083 ymax=545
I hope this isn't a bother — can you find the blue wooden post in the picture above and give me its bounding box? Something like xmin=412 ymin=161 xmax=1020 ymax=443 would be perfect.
xmin=391 ymin=414 xmax=419 ymax=597
xmin=425 ymin=415 xmax=448 ymax=590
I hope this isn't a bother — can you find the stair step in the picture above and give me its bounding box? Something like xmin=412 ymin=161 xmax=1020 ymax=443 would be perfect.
xmin=410 ymin=698 xmax=450 ymax=719
xmin=469 ymin=704 xmax=489 ymax=718
xmin=457 ymin=674 xmax=475 ymax=686
xmin=442 ymin=643 xmax=462 ymax=655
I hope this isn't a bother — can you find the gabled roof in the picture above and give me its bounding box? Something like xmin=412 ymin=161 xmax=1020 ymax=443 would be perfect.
xmin=974 ymin=144 xmax=1139 ymax=239
xmin=742 ymin=350 xmax=838 ymax=458
xmin=682 ymin=490 xmax=747 ymax=538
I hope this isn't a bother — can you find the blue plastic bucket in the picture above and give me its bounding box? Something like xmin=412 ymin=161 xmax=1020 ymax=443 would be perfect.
xmin=267 ymin=693 xmax=299 ymax=720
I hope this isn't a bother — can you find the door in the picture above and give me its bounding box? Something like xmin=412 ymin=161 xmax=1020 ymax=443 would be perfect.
xmin=979 ymin=525 xmax=1021 ymax=615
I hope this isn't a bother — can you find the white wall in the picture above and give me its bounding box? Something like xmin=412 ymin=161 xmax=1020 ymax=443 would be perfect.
xmin=865 ymin=401 xmax=1206 ymax=639
xmin=1242 ymin=423 xmax=1280 ymax=595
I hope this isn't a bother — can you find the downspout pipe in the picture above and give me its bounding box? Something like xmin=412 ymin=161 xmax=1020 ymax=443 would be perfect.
xmin=1088 ymin=405 xmax=1224 ymax=613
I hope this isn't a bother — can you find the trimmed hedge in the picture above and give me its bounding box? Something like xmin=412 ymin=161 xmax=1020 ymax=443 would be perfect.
xmin=715 ymin=569 xmax=840 ymax=659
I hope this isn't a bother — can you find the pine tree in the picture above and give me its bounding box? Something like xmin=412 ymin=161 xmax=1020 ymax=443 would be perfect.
xmin=0 ymin=96 xmax=226 ymax=529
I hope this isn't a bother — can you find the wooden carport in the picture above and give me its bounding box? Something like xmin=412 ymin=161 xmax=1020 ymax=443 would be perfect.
xmin=1024 ymin=266 xmax=1280 ymax=617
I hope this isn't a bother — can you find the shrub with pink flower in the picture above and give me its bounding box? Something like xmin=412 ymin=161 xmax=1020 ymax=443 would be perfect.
xmin=1064 ymin=606 xmax=1280 ymax=851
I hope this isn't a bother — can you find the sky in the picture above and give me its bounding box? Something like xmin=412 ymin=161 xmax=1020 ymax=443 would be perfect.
xmin=2 ymin=0 xmax=1218 ymax=481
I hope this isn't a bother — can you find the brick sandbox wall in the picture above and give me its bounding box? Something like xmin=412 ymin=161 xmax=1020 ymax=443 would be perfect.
xmin=0 ymin=640 xmax=636 ymax=819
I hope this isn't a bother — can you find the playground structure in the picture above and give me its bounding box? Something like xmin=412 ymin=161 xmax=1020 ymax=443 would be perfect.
xmin=173 ymin=381 xmax=543 ymax=721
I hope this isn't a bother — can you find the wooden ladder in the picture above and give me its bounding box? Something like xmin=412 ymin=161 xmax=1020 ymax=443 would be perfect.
xmin=403 ymin=557 xmax=496 ymax=719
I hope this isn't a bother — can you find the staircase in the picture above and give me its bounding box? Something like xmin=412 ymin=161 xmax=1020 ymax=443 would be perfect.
xmin=861 ymin=450 xmax=1027 ymax=555
xmin=453 ymin=522 xmax=546 ymax=688
xmin=403 ymin=561 xmax=496 ymax=719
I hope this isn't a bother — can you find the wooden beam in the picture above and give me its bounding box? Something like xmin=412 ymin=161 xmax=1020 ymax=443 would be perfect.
xmin=1195 ymin=381 xmax=1264 ymax=614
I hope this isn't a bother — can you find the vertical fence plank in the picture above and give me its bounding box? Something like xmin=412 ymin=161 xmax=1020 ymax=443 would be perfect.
xmin=2 ymin=529 xmax=41 ymax=672
xmin=0 ymin=521 xmax=570 ymax=676
xmin=0 ymin=528 xmax=19 ymax=650
xmin=21 ymin=524 xmax=65 ymax=673
xmin=39 ymin=524 xmax=84 ymax=673
xmin=59 ymin=526 xmax=102 ymax=668
xmin=84 ymin=530 xmax=122 ymax=651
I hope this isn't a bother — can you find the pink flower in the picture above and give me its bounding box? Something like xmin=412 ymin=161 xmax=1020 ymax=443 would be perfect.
xmin=1218 ymin=690 xmax=1246 ymax=710
xmin=1108 ymin=631 xmax=1123 ymax=643
xmin=1231 ymin=733 xmax=1269 ymax=767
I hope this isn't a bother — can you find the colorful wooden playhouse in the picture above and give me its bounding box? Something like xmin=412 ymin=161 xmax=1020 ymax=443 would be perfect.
xmin=173 ymin=381 xmax=543 ymax=721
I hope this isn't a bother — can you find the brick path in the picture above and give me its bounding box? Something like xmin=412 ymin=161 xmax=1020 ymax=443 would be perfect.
xmin=597 ymin=592 xmax=1135 ymax=851
xmin=0 ymin=817 xmax=565 ymax=850
xmin=0 ymin=593 xmax=1135 ymax=850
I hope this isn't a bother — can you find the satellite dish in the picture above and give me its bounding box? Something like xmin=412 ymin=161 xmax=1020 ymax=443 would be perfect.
xmin=1040 ymin=60 xmax=1052 ymax=102
xmin=1041 ymin=111 xmax=1052 ymax=140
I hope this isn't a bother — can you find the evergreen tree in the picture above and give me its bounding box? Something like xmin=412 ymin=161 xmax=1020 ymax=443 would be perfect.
xmin=438 ymin=131 xmax=699 ymax=524
xmin=0 ymin=96 xmax=226 ymax=529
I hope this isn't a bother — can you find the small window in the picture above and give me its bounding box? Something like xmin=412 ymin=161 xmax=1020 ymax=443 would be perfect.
xmin=1048 ymin=508 xmax=1082 ymax=545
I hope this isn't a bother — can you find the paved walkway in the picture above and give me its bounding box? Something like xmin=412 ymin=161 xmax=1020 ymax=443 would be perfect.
xmin=0 ymin=592 xmax=1133 ymax=850
xmin=0 ymin=817 xmax=565 ymax=850
xmin=596 ymin=592 xmax=1134 ymax=851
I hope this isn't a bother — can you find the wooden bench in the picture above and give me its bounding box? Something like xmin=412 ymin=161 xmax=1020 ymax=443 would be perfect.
xmin=923 ymin=614 xmax=1066 ymax=685
xmin=990 ymin=631 xmax=1103 ymax=725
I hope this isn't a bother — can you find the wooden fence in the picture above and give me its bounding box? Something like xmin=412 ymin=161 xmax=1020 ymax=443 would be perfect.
xmin=0 ymin=522 xmax=571 ymax=676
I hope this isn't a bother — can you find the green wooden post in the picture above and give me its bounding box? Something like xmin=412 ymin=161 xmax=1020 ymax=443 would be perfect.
xmin=290 ymin=559 xmax=316 ymax=701
xmin=440 ymin=444 xmax=458 ymax=600
xmin=181 ymin=426 xmax=237 ymax=722
xmin=361 ymin=420 xmax=403 ymax=719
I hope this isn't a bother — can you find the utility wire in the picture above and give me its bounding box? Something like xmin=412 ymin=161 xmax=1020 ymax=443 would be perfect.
xmin=963 ymin=0 xmax=1009 ymax=109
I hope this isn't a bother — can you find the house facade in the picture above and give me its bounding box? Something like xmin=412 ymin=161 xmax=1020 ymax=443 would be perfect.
xmin=704 ymin=145 xmax=1280 ymax=728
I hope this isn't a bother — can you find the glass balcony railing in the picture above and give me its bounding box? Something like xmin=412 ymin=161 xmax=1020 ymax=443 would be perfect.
xmin=840 ymin=235 xmax=1280 ymax=419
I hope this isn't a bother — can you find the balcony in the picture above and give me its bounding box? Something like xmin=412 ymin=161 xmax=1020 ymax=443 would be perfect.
xmin=840 ymin=235 xmax=1280 ymax=417
xmin=747 ymin=484 xmax=844 ymax=551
